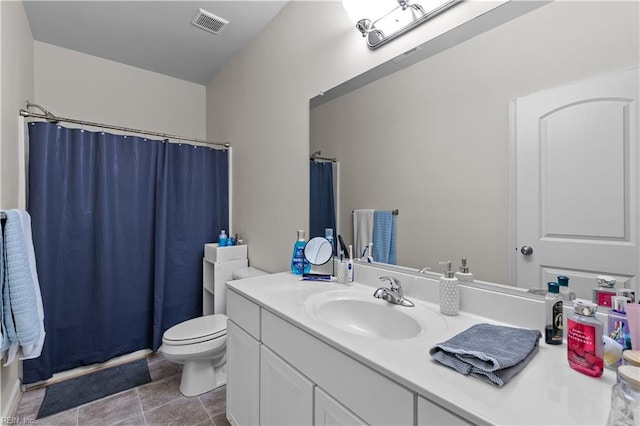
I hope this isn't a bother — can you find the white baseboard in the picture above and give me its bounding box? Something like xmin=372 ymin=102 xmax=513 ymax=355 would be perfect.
xmin=1 ymin=374 xmax=22 ymax=418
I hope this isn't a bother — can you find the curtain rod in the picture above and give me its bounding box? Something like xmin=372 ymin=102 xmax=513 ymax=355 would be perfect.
xmin=352 ymin=209 xmax=399 ymax=215
xmin=19 ymin=102 xmax=230 ymax=149
xmin=310 ymin=150 xmax=336 ymax=162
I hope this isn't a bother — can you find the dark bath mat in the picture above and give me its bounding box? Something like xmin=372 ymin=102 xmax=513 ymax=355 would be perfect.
xmin=37 ymin=358 xmax=151 ymax=419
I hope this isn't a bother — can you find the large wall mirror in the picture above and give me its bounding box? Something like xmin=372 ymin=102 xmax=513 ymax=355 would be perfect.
xmin=309 ymin=1 xmax=640 ymax=299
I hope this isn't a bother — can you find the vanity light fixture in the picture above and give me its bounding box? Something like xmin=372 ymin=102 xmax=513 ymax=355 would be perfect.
xmin=342 ymin=0 xmax=459 ymax=49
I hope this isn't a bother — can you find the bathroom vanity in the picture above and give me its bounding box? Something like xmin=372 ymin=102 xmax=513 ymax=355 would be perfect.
xmin=226 ymin=269 xmax=616 ymax=425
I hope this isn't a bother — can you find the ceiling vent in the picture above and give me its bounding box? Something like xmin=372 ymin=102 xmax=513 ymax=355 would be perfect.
xmin=191 ymin=8 xmax=228 ymax=35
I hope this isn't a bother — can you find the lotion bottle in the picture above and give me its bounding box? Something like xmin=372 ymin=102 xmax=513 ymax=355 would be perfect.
xmin=439 ymin=261 xmax=459 ymax=316
xmin=567 ymin=300 xmax=604 ymax=377
xmin=545 ymin=282 xmax=563 ymax=345
xmin=557 ymin=275 xmax=575 ymax=301
xmin=455 ymin=257 xmax=474 ymax=282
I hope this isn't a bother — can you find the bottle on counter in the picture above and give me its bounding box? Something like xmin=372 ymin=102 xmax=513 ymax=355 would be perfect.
xmin=607 ymin=366 xmax=640 ymax=426
xmin=455 ymin=257 xmax=474 ymax=283
xmin=594 ymin=275 xmax=617 ymax=308
xmin=609 ymin=296 xmax=632 ymax=349
xmin=218 ymin=229 xmax=228 ymax=247
xmin=291 ymin=230 xmax=310 ymax=275
xmin=567 ymin=300 xmax=604 ymax=377
xmin=325 ymin=228 xmax=334 ymax=256
xmin=439 ymin=261 xmax=459 ymax=316
xmin=545 ymin=282 xmax=563 ymax=345
xmin=557 ymin=275 xmax=575 ymax=301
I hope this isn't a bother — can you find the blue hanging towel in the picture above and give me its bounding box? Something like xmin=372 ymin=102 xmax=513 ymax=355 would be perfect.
xmin=0 ymin=212 xmax=7 ymax=354
xmin=372 ymin=210 xmax=396 ymax=265
xmin=1 ymin=210 xmax=45 ymax=365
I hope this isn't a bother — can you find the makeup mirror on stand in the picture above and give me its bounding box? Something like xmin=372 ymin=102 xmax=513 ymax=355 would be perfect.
xmin=304 ymin=237 xmax=334 ymax=279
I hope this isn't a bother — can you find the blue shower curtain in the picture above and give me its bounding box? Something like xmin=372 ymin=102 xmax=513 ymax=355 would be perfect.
xmin=309 ymin=161 xmax=336 ymax=242
xmin=23 ymin=122 xmax=228 ymax=384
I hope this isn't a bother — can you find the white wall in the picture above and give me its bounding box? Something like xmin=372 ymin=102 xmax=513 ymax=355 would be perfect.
xmin=206 ymin=0 xmax=522 ymax=272
xmin=34 ymin=42 xmax=206 ymax=140
xmin=310 ymin=1 xmax=640 ymax=284
xmin=0 ymin=1 xmax=34 ymax=416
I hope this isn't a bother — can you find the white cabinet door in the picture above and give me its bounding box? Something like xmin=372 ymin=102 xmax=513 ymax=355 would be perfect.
xmin=260 ymin=345 xmax=314 ymax=426
xmin=227 ymin=320 xmax=260 ymax=426
xmin=515 ymin=67 xmax=639 ymax=298
xmin=315 ymin=387 xmax=367 ymax=426
xmin=417 ymin=396 xmax=471 ymax=426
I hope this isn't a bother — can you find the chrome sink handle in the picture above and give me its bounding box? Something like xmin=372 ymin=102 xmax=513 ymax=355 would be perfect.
xmin=379 ymin=276 xmax=403 ymax=297
xmin=375 ymin=276 xmax=414 ymax=307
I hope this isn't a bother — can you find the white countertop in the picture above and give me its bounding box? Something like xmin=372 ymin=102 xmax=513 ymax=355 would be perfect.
xmin=227 ymin=272 xmax=616 ymax=425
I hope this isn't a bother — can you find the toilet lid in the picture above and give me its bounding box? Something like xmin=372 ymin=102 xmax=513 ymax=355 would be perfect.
xmin=163 ymin=314 xmax=227 ymax=345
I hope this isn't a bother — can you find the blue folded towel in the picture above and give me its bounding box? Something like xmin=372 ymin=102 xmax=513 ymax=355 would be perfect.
xmin=429 ymin=323 xmax=542 ymax=387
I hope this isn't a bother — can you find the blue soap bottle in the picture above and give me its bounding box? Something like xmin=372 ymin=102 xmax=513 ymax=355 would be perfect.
xmin=218 ymin=229 xmax=228 ymax=247
xmin=291 ymin=230 xmax=310 ymax=275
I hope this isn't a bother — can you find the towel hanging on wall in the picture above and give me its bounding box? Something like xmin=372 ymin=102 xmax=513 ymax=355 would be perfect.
xmin=0 ymin=210 xmax=46 ymax=365
xmin=353 ymin=209 xmax=374 ymax=259
xmin=372 ymin=210 xmax=397 ymax=264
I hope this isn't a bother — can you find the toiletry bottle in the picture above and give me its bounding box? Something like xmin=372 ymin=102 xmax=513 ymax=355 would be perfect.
xmin=347 ymin=244 xmax=354 ymax=284
xmin=618 ymin=288 xmax=636 ymax=304
xmin=324 ymin=228 xmax=334 ymax=255
xmin=455 ymin=257 xmax=474 ymax=282
xmin=609 ymin=296 xmax=632 ymax=352
xmin=607 ymin=366 xmax=640 ymax=426
xmin=593 ymin=275 xmax=617 ymax=308
xmin=218 ymin=229 xmax=228 ymax=247
xmin=545 ymin=282 xmax=563 ymax=345
xmin=291 ymin=230 xmax=310 ymax=275
xmin=557 ymin=275 xmax=574 ymax=301
xmin=567 ymin=300 xmax=604 ymax=377
xmin=439 ymin=261 xmax=459 ymax=316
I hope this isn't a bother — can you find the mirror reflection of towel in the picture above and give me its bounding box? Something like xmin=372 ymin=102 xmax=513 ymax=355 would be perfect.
xmin=373 ymin=211 xmax=396 ymax=264
xmin=352 ymin=209 xmax=374 ymax=259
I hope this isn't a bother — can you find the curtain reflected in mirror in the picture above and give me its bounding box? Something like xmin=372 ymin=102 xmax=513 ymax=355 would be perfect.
xmin=309 ymin=160 xmax=337 ymax=253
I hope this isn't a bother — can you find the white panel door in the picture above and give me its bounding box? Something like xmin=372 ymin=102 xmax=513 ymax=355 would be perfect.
xmin=260 ymin=345 xmax=314 ymax=426
xmin=227 ymin=320 xmax=260 ymax=426
xmin=515 ymin=67 xmax=639 ymax=299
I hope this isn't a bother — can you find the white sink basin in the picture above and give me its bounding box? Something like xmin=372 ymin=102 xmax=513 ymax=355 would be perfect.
xmin=305 ymin=289 xmax=446 ymax=340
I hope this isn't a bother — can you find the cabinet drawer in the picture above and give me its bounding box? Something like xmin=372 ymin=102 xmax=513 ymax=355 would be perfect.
xmin=227 ymin=289 xmax=260 ymax=339
xmin=261 ymin=310 xmax=413 ymax=426
xmin=417 ymin=395 xmax=472 ymax=426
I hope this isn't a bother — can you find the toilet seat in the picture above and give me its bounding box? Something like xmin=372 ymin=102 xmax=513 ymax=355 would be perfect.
xmin=163 ymin=314 xmax=227 ymax=346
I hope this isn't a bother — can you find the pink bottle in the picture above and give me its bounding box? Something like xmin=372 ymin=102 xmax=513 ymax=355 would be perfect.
xmin=567 ymin=300 xmax=604 ymax=377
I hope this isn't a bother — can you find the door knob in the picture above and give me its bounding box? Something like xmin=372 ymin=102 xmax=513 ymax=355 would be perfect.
xmin=520 ymin=246 xmax=534 ymax=256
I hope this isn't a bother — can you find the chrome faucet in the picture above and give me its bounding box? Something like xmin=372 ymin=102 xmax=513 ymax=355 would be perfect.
xmin=373 ymin=276 xmax=414 ymax=307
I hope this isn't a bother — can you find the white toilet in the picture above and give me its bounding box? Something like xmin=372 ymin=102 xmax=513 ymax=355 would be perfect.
xmin=160 ymin=243 xmax=266 ymax=397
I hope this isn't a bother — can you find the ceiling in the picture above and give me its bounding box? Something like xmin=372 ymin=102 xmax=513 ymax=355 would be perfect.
xmin=23 ymin=1 xmax=289 ymax=85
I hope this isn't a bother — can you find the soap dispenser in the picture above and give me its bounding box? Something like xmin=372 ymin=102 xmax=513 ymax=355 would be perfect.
xmin=439 ymin=261 xmax=459 ymax=316
xmin=455 ymin=257 xmax=474 ymax=282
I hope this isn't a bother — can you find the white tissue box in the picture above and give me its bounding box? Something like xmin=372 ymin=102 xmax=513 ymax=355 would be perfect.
xmin=204 ymin=243 xmax=247 ymax=263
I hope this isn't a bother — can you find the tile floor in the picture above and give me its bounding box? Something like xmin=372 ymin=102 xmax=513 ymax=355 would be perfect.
xmin=14 ymin=353 xmax=230 ymax=426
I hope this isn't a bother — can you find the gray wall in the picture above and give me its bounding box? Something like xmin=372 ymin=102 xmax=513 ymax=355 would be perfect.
xmin=0 ymin=0 xmax=33 ymax=415
xmin=205 ymin=0 xmax=517 ymax=272
xmin=310 ymin=1 xmax=640 ymax=284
